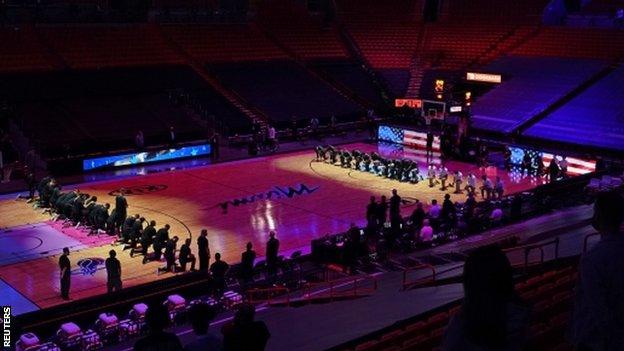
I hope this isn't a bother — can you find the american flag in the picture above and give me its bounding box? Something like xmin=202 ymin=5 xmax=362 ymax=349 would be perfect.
xmin=542 ymin=153 xmax=596 ymax=176
xmin=403 ymin=130 xmax=440 ymax=151
xmin=377 ymin=126 xmax=441 ymax=164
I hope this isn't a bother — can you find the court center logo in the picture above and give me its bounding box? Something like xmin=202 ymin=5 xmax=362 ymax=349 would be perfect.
xmin=218 ymin=183 xmax=320 ymax=211
xmin=109 ymin=184 xmax=168 ymax=196
xmin=72 ymin=257 xmax=106 ymax=276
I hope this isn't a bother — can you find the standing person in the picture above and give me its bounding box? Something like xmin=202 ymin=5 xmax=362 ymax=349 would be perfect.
xmin=135 ymin=131 xmax=144 ymax=149
xmin=105 ymin=250 xmax=122 ymax=293
xmin=114 ymin=192 xmax=128 ymax=234
xmin=570 ymin=191 xmax=624 ymax=350
xmin=521 ymin=152 xmax=532 ymax=176
xmin=480 ymin=175 xmax=493 ymax=200
xmin=310 ymin=117 xmax=319 ymax=139
xmin=210 ymin=253 xmax=229 ymax=297
xmin=453 ymin=171 xmax=463 ymax=194
xmin=184 ymin=303 xmax=223 ymax=351
xmin=389 ymin=189 xmax=402 ymax=241
xmin=59 ymin=247 xmax=71 ymax=300
xmin=559 ymin=156 xmax=568 ymax=178
xmin=222 ymin=303 xmax=270 ymax=351
xmin=266 ymin=231 xmax=280 ymax=279
xmin=389 ymin=189 xmax=402 ymax=221
xmin=548 ymin=157 xmax=560 ymax=183
xmin=210 ymin=133 xmax=220 ymax=160
xmin=169 ymin=126 xmax=176 ymax=146
xmin=410 ymin=202 xmax=426 ymax=232
xmin=134 ymin=303 xmax=183 ymax=351
xmin=465 ymin=173 xmax=477 ymax=196
xmin=197 ymin=229 xmax=210 ymax=273
xmin=439 ymin=166 xmax=449 ymax=191
xmin=376 ymin=195 xmax=388 ymax=227
xmin=503 ymin=146 xmax=512 ymax=171
xmin=426 ymin=131 xmax=434 ymax=162
xmin=240 ymin=242 xmax=256 ymax=285
xmin=427 ymin=164 xmax=437 ymax=188
xmin=179 ymin=238 xmax=197 ymax=272
xmin=442 ymin=246 xmax=529 ymax=351
xmin=267 ymin=125 xmax=277 ymax=151
xmin=366 ymin=196 xmax=378 ymax=230
xmin=159 ymin=236 xmax=179 ymax=273
xmin=494 ymin=177 xmax=505 ymax=200
xmin=154 ymin=224 xmax=170 ymax=261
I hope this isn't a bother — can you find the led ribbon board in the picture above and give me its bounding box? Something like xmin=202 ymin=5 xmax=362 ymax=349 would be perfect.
xmin=466 ymin=72 xmax=502 ymax=83
xmin=83 ymin=144 xmax=211 ymax=171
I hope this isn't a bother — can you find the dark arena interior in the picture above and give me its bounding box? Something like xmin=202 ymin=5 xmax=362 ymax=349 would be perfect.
xmin=0 ymin=0 xmax=624 ymax=350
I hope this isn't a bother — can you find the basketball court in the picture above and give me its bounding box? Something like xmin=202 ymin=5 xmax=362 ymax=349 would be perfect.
xmin=0 ymin=142 xmax=544 ymax=314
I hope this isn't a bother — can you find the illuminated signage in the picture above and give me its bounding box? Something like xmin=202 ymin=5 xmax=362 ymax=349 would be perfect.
xmin=83 ymin=144 xmax=211 ymax=171
xmin=449 ymin=106 xmax=463 ymax=113
xmin=466 ymin=72 xmax=502 ymax=83
xmin=395 ymin=98 xmax=423 ymax=108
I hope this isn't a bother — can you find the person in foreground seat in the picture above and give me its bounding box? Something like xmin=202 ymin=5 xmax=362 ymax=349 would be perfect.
xmin=134 ymin=303 xmax=182 ymax=351
xmin=442 ymin=245 xmax=529 ymax=351
xmin=222 ymin=303 xmax=270 ymax=351
xmin=570 ymin=190 xmax=624 ymax=351
xmin=184 ymin=303 xmax=223 ymax=351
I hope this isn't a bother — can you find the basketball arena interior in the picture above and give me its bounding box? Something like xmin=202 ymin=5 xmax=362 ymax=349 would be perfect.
xmin=0 ymin=0 xmax=623 ymax=350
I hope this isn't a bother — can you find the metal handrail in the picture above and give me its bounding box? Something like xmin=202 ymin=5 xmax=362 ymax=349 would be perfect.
xmin=301 ymin=274 xmax=379 ymax=303
xmin=246 ymin=286 xmax=290 ymax=306
xmin=503 ymin=237 xmax=560 ymax=270
xmin=402 ymin=264 xmax=436 ymax=290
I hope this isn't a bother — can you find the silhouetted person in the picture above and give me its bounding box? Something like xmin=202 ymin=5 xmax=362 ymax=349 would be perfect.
xmin=140 ymin=220 xmax=157 ymax=263
xmin=105 ymin=249 xmax=122 ymax=293
xmin=366 ymin=196 xmax=378 ymax=229
xmin=169 ymin=126 xmax=176 ymax=146
xmin=410 ymin=202 xmax=426 ymax=231
xmin=159 ymin=236 xmax=179 ymax=273
xmin=210 ymin=253 xmax=229 ymax=297
xmin=154 ymin=224 xmax=170 ymax=261
xmin=114 ymin=192 xmax=128 ymax=234
xmin=240 ymin=242 xmax=256 ymax=284
xmin=222 ymin=303 xmax=270 ymax=351
xmin=426 ymin=131 xmax=434 ymax=161
xmin=210 ymin=133 xmax=220 ymax=160
xmin=59 ymin=247 xmax=71 ymax=300
xmin=377 ymin=195 xmax=388 ymax=226
xmin=184 ymin=303 xmax=223 ymax=351
xmin=179 ymin=238 xmax=196 ymax=272
xmin=266 ymin=231 xmax=280 ymax=278
xmin=548 ymin=157 xmax=560 ymax=183
xmin=198 ymin=229 xmax=210 ymax=273
xmin=571 ymin=191 xmax=624 ymax=350
xmin=389 ymin=189 xmax=402 ymax=220
xmin=442 ymin=246 xmax=529 ymax=350
xmin=134 ymin=303 xmax=183 ymax=351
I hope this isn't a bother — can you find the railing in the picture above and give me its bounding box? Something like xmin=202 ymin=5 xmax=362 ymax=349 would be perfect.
xmin=402 ymin=264 xmax=436 ymax=290
xmin=303 ymin=274 xmax=379 ymax=303
xmin=503 ymin=237 xmax=560 ymax=270
xmin=246 ymin=274 xmax=379 ymax=307
xmin=583 ymin=232 xmax=601 ymax=253
xmin=246 ymin=286 xmax=290 ymax=305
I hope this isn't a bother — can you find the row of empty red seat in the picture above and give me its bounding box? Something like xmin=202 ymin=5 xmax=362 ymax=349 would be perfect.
xmin=345 ymin=265 xmax=578 ymax=351
xmin=511 ymin=26 xmax=624 ymax=60
xmin=257 ymin=0 xmax=348 ymax=59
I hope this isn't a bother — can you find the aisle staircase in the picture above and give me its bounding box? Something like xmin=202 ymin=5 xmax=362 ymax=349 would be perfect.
xmin=152 ymin=24 xmax=271 ymax=127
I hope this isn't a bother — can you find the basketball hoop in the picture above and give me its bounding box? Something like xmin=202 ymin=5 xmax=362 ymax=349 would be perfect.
xmin=425 ymin=115 xmax=432 ymax=126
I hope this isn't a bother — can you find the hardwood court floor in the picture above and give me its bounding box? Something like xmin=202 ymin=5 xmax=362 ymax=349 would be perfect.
xmin=0 ymin=142 xmax=541 ymax=309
